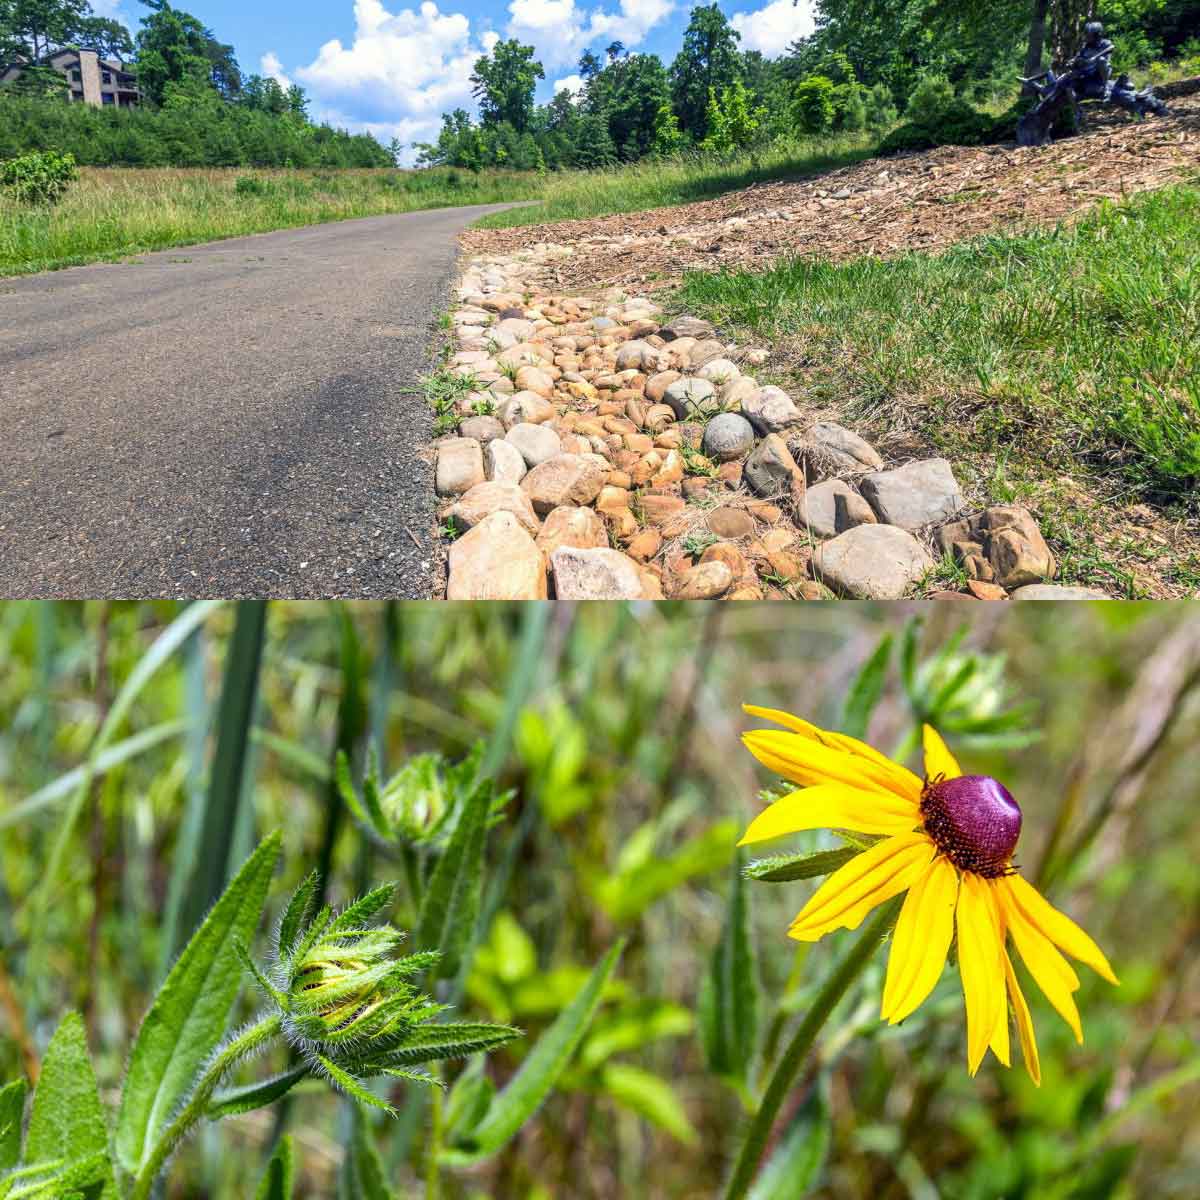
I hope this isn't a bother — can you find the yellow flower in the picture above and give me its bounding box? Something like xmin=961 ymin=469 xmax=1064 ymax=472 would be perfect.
xmin=739 ymin=705 xmax=1118 ymax=1084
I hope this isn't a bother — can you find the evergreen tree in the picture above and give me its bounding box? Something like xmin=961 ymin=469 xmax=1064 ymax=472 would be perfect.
xmin=670 ymin=4 xmax=743 ymax=138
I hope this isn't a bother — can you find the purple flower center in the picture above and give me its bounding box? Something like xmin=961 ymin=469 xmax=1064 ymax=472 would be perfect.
xmin=920 ymin=774 xmax=1022 ymax=877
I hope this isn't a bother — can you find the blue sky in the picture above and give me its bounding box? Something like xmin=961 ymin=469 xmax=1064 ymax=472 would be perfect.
xmin=93 ymin=0 xmax=816 ymax=154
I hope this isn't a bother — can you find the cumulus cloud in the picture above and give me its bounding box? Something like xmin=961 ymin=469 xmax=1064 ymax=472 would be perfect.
xmin=731 ymin=0 xmax=815 ymax=57
xmin=507 ymin=0 xmax=675 ymax=69
xmin=552 ymin=73 xmax=586 ymax=97
xmin=260 ymin=52 xmax=293 ymax=90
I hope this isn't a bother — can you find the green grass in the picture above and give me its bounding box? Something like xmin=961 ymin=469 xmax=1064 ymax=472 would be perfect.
xmin=0 ymin=165 xmax=544 ymax=276
xmin=471 ymin=134 xmax=874 ymax=229
xmin=678 ymin=183 xmax=1200 ymax=504
xmin=0 ymin=134 xmax=874 ymax=276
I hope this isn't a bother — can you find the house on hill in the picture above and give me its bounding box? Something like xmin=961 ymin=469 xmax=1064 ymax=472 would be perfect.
xmin=0 ymin=48 xmax=139 ymax=107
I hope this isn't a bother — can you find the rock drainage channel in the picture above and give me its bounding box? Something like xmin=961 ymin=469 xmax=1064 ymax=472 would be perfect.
xmin=432 ymin=244 xmax=1108 ymax=602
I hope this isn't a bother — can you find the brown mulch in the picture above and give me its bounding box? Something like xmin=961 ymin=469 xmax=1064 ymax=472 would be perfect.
xmin=462 ymin=94 xmax=1200 ymax=294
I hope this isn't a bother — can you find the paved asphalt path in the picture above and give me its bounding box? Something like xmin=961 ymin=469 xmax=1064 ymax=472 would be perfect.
xmin=1 ymin=204 xmax=516 ymax=598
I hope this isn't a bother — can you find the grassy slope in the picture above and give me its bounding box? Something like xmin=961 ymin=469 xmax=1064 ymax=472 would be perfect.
xmin=0 ymin=166 xmax=545 ymax=276
xmin=679 ymin=184 xmax=1200 ymax=594
xmin=0 ymin=135 xmax=872 ymax=276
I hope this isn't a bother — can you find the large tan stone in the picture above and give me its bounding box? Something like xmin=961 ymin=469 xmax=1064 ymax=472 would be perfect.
xmin=446 ymin=512 xmax=547 ymax=600
xmin=550 ymin=546 xmax=647 ymax=599
xmin=521 ymin=453 xmax=608 ymax=514
xmin=448 ymin=482 xmax=540 ymax=536
xmin=435 ymin=438 xmax=484 ymax=498
xmin=536 ymin=506 xmax=609 ymax=557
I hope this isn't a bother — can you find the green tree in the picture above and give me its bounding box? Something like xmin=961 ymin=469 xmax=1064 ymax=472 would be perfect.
xmin=791 ymin=74 xmax=836 ymax=133
xmin=471 ymin=38 xmax=544 ymax=133
xmin=605 ymin=52 xmax=673 ymax=160
xmin=134 ymin=1 xmax=241 ymax=106
xmin=701 ymin=78 xmax=765 ymax=152
xmin=1 ymin=0 xmax=88 ymax=58
xmin=670 ymin=3 xmax=743 ymax=138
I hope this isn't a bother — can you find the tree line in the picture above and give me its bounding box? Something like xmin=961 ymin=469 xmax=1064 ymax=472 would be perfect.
xmin=417 ymin=0 xmax=1199 ymax=171
xmin=0 ymin=0 xmax=391 ymax=167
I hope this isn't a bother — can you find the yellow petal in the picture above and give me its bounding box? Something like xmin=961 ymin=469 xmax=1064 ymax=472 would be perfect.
xmin=739 ymin=784 xmax=920 ymax=845
xmin=956 ymin=874 xmax=1006 ymax=1075
xmin=881 ymin=854 xmax=959 ymax=1024
xmin=1004 ymin=950 xmax=1041 ymax=1086
xmin=743 ymin=729 xmax=921 ymax=802
xmin=742 ymin=705 xmax=913 ymax=778
xmin=998 ymin=882 xmax=1084 ymax=1043
xmin=922 ymin=725 xmax=962 ymax=781
xmin=1004 ymin=873 xmax=1118 ymax=985
xmin=788 ymin=831 xmax=933 ymax=942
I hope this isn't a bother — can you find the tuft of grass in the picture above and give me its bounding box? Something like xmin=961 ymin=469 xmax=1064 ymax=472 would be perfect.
xmin=678 ymin=184 xmax=1200 ymax=504
xmin=421 ymin=366 xmax=479 ymax=435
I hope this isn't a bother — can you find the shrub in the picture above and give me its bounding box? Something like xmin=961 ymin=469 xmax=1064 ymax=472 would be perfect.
xmin=791 ymin=76 xmax=837 ymax=135
xmin=0 ymin=150 xmax=77 ymax=204
xmin=904 ymin=74 xmax=957 ymax=128
xmin=234 ymin=175 xmax=271 ymax=197
xmin=863 ymin=82 xmax=899 ymax=131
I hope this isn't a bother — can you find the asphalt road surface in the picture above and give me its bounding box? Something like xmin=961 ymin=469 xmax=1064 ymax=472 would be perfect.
xmin=1 ymin=204 xmax=515 ymax=599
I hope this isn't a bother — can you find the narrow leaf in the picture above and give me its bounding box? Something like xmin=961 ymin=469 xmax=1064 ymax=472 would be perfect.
xmin=329 ymin=885 xmax=396 ymax=936
xmin=24 ymin=1013 xmax=114 ymax=1197
xmin=277 ymin=871 xmax=319 ymax=961
xmin=116 ymin=833 xmax=282 ymax=1175
xmin=443 ymin=941 xmax=624 ymax=1165
xmin=416 ymin=779 xmax=492 ymax=978
xmin=340 ymin=1113 xmax=392 ymax=1200
xmin=840 ymin=634 xmax=892 ymax=740
xmin=743 ymin=848 xmax=859 ymax=883
xmin=700 ymin=855 xmax=757 ymax=1084
xmin=364 ymin=1023 xmax=520 ymax=1069
xmin=442 ymin=1059 xmax=494 ymax=1144
xmin=315 ymin=1057 xmax=395 ymax=1116
xmin=601 ymin=1063 xmax=696 ymax=1144
xmin=0 ymin=1079 xmax=27 ymax=1171
xmin=207 ymin=1067 xmax=310 ymax=1120
xmin=254 ymin=1134 xmax=294 ymax=1200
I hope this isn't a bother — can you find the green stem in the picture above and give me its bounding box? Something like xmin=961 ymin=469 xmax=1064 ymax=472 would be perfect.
xmin=723 ymin=899 xmax=901 ymax=1200
xmin=131 ymin=1013 xmax=283 ymax=1200
xmin=425 ymin=1079 xmax=443 ymax=1200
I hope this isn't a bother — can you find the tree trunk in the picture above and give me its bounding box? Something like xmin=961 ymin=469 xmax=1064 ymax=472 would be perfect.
xmin=1050 ymin=0 xmax=1098 ymax=67
xmin=1025 ymin=0 xmax=1050 ymax=77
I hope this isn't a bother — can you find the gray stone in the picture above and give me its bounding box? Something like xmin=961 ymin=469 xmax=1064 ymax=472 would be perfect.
xmin=663 ymin=377 xmax=719 ymax=421
xmin=496 ymin=391 xmax=555 ymax=428
xmin=743 ymin=434 xmax=802 ymax=498
xmin=702 ymin=412 xmax=756 ymax=462
xmin=458 ymin=414 xmax=504 ymax=443
xmin=741 ymin=386 xmax=801 ymax=435
xmin=615 ymin=339 xmax=662 ymax=371
xmin=834 ymin=489 xmax=877 ymax=532
xmin=660 ymin=314 xmax=715 ymax=341
xmin=812 ymin=524 xmax=934 ymax=600
xmin=550 ymin=546 xmax=646 ymax=599
xmin=804 ymin=421 xmax=885 ymax=477
xmin=484 ymin=439 xmax=527 ymax=485
xmin=521 ymin=453 xmax=608 ymax=514
xmin=506 ymin=422 xmax=562 ymax=468
xmin=1011 ymin=584 xmax=1109 ymax=600
xmin=435 ymin=438 xmax=484 ymax=498
xmin=798 ymin=478 xmax=855 ymax=538
xmin=860 ymin=458 xmax=965 ymax=531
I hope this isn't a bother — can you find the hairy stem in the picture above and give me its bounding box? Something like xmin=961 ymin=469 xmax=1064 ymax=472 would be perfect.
xmin=131 ymin=1013 xmax=283 ymax=1200
xmin=723 ymin=899 xmax=901 ymax=1200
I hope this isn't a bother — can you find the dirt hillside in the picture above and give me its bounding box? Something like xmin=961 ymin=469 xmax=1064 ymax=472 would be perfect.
xmin=463 ymin=92 xmax=1200 ymax=293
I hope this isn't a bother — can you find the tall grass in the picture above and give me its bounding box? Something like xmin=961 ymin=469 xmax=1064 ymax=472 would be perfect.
xmin=0 ymin=166 xmax=544 ymax=275
xmin=0 ymin=134 xmax=874 ymax=276
xmin=679 ymin=184 xmax=1200 ymax=502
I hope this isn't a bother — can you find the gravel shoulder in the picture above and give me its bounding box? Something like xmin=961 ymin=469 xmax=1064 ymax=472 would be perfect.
xmin=0 ymin=203 xmax=515 ymax=599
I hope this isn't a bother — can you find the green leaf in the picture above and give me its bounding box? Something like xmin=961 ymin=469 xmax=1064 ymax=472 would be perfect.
xmin=254 ymin=1134 xmax=294 ymax=1200
xmin=748 ymin=1081 xmax=831 ymax=1200
xmin=315 ymin=1057 xmax=395 ymax=1117
xmin=364 ymin=1023 xmax=521 ymax=1069
xmin=207 ymin=1067 xmax=310 ymax=1120
xmin=743 ymin=848 xmax=859 ymax=883
xmin=0 ymin=1079 xmax=26 ymax=1171
xmin=329 ymin=885 xmax=395 ymax=936
xmin=700 ymin=854 xmax=758 ymax=1085
xmin=116 ymin=833 xmax=282 ymax=1175
xmin=416 ymin=777 xmax=492 ymax=979
xmin=579 ymin=1002 xmax=693 ymax=1071
xmin=600 ymin=1063 xmax=696 ymax=1145
xmin=596 ymin=822 xmax=737 ymax=923
xmin=840 ymin=634 xmax=892 ymax=740
xmin=443 ymin=940 xmax=625 ymax=1166
xmin=24 ymin=1013 xmax=115 ymax=1198
xmin=174 ymin=600 xmax=269 ymax=951
xmin=442 ymin=1059 xmax=494 ymax=1144
xmin=339 ymin=1113 xmax=392 ymax=1200
xmin=278 ymin=871 xmax=320 ymax=961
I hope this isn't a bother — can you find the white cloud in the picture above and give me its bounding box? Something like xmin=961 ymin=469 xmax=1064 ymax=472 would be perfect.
xmin=552 ymin=73 xmax=586 ymax=97
xmin=260 ymin=52 xmax=293 ymax=90
xmin=731 ymin=0 xmax=815 ymax=57
xmin=506 ymin=0 xmax=675 ymax=70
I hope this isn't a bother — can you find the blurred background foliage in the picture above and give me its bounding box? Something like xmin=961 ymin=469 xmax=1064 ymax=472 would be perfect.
xmin=0 ymin=600 xmax=1198 ymax=1198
